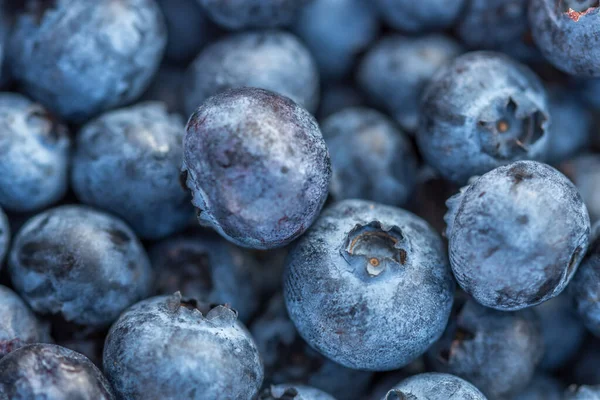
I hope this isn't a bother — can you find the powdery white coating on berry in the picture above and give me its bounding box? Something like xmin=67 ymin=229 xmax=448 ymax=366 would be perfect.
xmin=183 ymin=87 xmax=331 ymax=250
xmin=284 ymin=199 xmax=454 ymax=371
xmin=374 ymin=0 xmax=466 ymax=32
xmin=529 ymin=0 xmax=600 ymax=77
xmin=8 ymin=205 xmax=153 ymax=328
xmin=383 ymin=373 xmax=487 ymax=400
xmin=262 ymin=384 xmax=338 ymax=400
xmin=184 ymin=30 xmax=319 ymax=115
xmin=0 ymin=93 xmax=70 ymax=212
xmin=0 ymin=344 xmax=114 ymax=399
xmin=72 ymin=102 xmax=193 ymax=240
xmin=446 ymin=161 xmax=590 ymax=310
xmin=0 ymin=285 xmax=51 ymax=359
xmin=0 ymin=207 xmax=8 ymax=265
xmin=358 ymin=35 xmax=463 ymax=132
xmin=418 ymin=52 xmax=550 ymax=184
xmin=8 ymin=0 xmax=166 ymax=122
xmin=564 ymin=385 xmax=600 ymax=400
xmin=199 ymin=0 xmax=310 ymax=29
xmin=103 ymin=293 xmax=264 ymax=400
xmin=322 ymin=107 xmax=417 ymax=207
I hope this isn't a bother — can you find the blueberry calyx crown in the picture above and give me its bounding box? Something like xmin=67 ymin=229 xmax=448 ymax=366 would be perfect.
xmin=165 ymin=292 xmax=238 ymax=324
xmin=385 ymin=390 xmax=418 ymax=400
xmin=561 ymin=0 xmax=599 ymax=21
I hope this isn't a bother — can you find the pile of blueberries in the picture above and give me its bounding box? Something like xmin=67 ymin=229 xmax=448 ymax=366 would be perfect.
xmin=4 ymin=0 xmax=600 ymax=399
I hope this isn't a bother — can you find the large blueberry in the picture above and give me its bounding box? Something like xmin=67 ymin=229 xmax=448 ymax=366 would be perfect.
xmin=446 ymin=161 xmax=590 ymax=310
xmin=561 ymin=154 xmax=600 ymax=223
xmin=529 ymin=0 xmax=600 ymax=77
xmin=260 ymin=384 xmax=337 ymax=400
xmin=514 ymin=373 xmax=563 ymax=400
xmin=374 ymin=0 xmax=466 ymax=32
xmin=182 ymin=87 xmax=331 ymax=249
xmin=72 ymin=102 xmax=193 ymax=240
xmin=8 ymin=205 xmax=153 ymax=328
xmin=0 ymin=206 xmax=8 ymax=266
xmin=103 ymin=292 xmax=263 ymax=399
xmin=184 ymin=30 xmax=319 ymax=116
xmin=150 ymin=232 xmax=259 ymax=322
xmin=284 ymin=199 xmax=454 ymax=371
xmin=382 ymin=373 xmax=487 ymax=400
xmin=321 ymin=107 xmax=417 ymax=207
xmin=8 ymin=0 xmax=166 ymax=122
xmin=427 ymin=300 xmax=543 ymax=399
xmin=199 ymin=0 xmax=309 ymax=29
xmin=417 ymin=52 xmax=550 ymax=183
xmin=358 ymin=34 xmax=462 ymax=132
xmin=0 ymin=93 xmax=70 ymax=212
xmin=0 ymin=344 xmax=114 ymax=399
xmin=0 ymin=285 xmax=51 ymax=359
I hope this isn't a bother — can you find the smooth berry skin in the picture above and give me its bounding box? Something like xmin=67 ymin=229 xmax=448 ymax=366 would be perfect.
xmin=8 ymin=0 xmax=166 ymax=122
xmin=0 ymin=344 xmax=114 ymax=400
xmin=260 ymin=384 xmax=337 ymax=400
xmin=428 ymin=300 xmax=543 ymax=399
xmin=565 ymin=385 xmax=600 ymax=400
xmin=0 ymin=207 xmax=8 ymax=266
xmin=72 ymin=102 xmax=193 ymax=240
xmin=446 ymin=161 xmax=590 ymax=311
xmin=322 ymin=108 xmax=417 ymax=207
xmin=418 ymin=52 xmax=550 ymax=183
xmin=561 ymin=154 xmax=600 ymax=223
xmin=293 ymin=0 xmax=379 ymax=80
xmin=103 ymin=293 xmax=264 ymax=400
xmin=358 ymin=35 xmax=462 ymax=132
xmin=374 ymin=0 xmax=466 ymax=33
xmin=284 ymin=199 xmax=454 ymax=371
xmin=514 ymin=373 xmax=563 ymax=400
xmin=0 ymin=285 xmax=51 ymax=359
xmin=382 ymin=373 xmax=487 ymax=400
xmin=184 ymin=31 xmax=319 ymax=116
xmin=0 ymin=93 xmax=70 ymax=213
xmin=529 ymin=0 xmax=600 ymax=77
xmin=8 ymin=205 xmax=153 ymax=329
xmin=199 ymin=0 xmax=309 ymax=29
xmin=182 ymin=88 xmax=331 ymax=250
xmin=150 ymin=232 xmax=259 ymax=322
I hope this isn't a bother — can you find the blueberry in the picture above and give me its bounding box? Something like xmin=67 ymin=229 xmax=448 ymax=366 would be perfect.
xmin=417 ymin=52 xmax=550 ymax=183
xmin=561 ymin=154 xmax=600 ymax=223
xmin=427 ymin=300 xmax=543 ymax=399
xmin=8 ymin=0 xmax=166 ymax=122
xmin=0 ymin=285 xmax=51 ymax=359
xmin=514 ymin=373 xmax=564 ymax=400
xmin=0 ymin=93 xmax=70 ymax=212
xmin=260 ymin=384 xmax=337 ymax=400
xmin=199 ymin=0 xmax=309 ymax=29
xmin=564 ymin=385 xmax=600 ymax=399
xmin=103 ymin=292 xmax=264 ymax=399
xmin=446 ymin=161 xmax=590 ymax=310
xmin=182 ymin=87 xmax=331 ymax=249
xmin=250 ymin=294 xmax=373 ymax=400
xmin=293 ymin=0 xmax=379 ymax=80
xmin=150 ymin=232 xmax=259 ymax=322
xmin=284 ymin=199 xmax=454 ymax=371
xmin=184 ymin=30 xmax=319 ymax=116
xmin=382 ymin=373 xmax=487 ymax=400
xmin=72 ymin=102 xmax=193 ymax=240
xmin=317 ymin=83 xmax=365 ymax=120
xmin=529 ymin=0 xmax=600 ymax=77
xmin=0 ymin=207 xmax=9 ymax=266
xmin=0 ymin=343 xmax=114 ymax=399
xmin=8 ymin=205 xmax=153 ymax=328
xmin=358 ymin=35 xmax=463 ymax=132
xmin=321 ymin=107 xmax=417 ymax=207
xmin=373 ymin=0 xmax=466 ymax=32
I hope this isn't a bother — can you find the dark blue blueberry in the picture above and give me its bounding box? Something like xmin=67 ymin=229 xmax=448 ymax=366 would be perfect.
xmin=182 ymin=87 xmax=331 ymax=250
xmin=358 ymin=35 xmax=463 ymax=132
xmin=0 ymin=285 xmax=51 ymax=359
xmin=293 ymin=0 xmax=379 ymax=81
xmin=564 ymin=385 xmax=600 ymax=399
xmin=8 ymin=0 xmax=167 ymax=122
xmin=0 ymin=93 xmax=70 ymax=212
xmin=199 ymin=0 xmax=309 ymax=29
xmin=382 ymin=373 xmax=487 ymax=400
xmin=150 ymin=232 xmax=259 ymax=322
xmin=103 ymin=292 xmax=264 ymax=400
xmin=427 ymin=300 xmax=543 ymax=399
xmin=374 ymin=0 xmax=466 ymax=32
xmin=260 ymin=384 xmax=337 ymax=400
xmin=0 ymin=343 xmax=114 ymax=399
xmin=417 ymin=52 xmax=550 ymax=183
xmin=317 ymin=83 xmax=365 ymax=120
xmin=529 ymin=0 xmax=600 ymax=77
xmin=446 ymin=161 xmax=590 ymax=310
xmin=561 ymin=154 xmax=600 ymax=223
xmin=0 ymin=206 xmax=8 ymax=266
xmin=284 ymin=199 xmax=454 ymax=371
xmin=184 ymin=30 xmax=319 ymax=116
xmin=321 ymin=107 xmax=417 ymax=207
xmin=514 ymin=373 xmax=564 ymax=400
xmin=72 ymin=102 xmax=193 ymax=240
xmin=8 ymin=205 xmax=153 ymax=328
xmin=250 ymin=294 xmax=373 ymax=400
